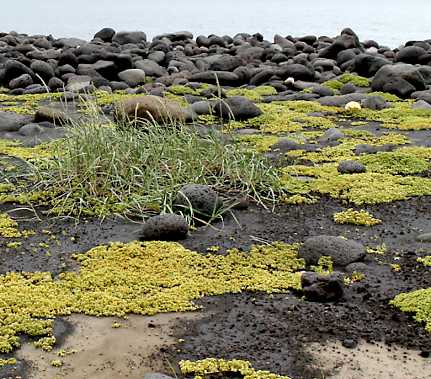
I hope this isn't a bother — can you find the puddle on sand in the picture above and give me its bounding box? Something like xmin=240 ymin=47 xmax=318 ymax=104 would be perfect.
xmin=307 ymin=339 xmax=431 ymax=379
xmin=17 ymin=312 xmax=200 ymax=379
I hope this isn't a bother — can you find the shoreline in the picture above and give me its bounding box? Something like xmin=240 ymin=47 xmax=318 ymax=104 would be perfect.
xmin=0 ymin=27 xmax=430 ymax=103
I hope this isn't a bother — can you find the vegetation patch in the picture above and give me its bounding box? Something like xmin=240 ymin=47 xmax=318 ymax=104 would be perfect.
xmin=226 ymin=86 xmax=277 ymax=102
xmin=418 ymin=256 xmax=431 ymax=267
xmin=0 ymin=241 xmax=304 ymax=353
xmin=333 ymin=209 xmax=382 ymax=226
xmin=227 ymin=101 xmax=339 ymax=133
xmin=359 ymin=152 xmax=429 ymax=175
xmin=391 ymin=288 xmax=431 ymax=332
xmin=179 ymin=358 xmax=291 ymax=379
xmin=34 ymin=119 xmax=282 ymax=218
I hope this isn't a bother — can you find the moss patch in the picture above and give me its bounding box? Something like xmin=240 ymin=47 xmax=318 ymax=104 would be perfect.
xmin=391 ymin=289 xmax=431 ymax=332
xmin=333 ymin=209 xmax=382 ymax=226
xmin=0 ymin=241 xmax=304 ymax=353
xmin=227 ymin=101 xmax=339 ymax=133
xmin=179 ymin=358 xmax=291 ymax=379
xmin=226 ymin=86 xmax=277 ymax=102
xmin=418 ymin=256 xmax=431 ymax=267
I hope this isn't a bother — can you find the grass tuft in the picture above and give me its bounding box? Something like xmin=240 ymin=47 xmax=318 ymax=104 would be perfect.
xmin=34 ymin=115 xmax=283 ymax=219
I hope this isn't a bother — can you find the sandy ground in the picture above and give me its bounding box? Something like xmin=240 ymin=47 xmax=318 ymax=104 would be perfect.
xmin=16 ymin=312 xmax=200 ymax=379
xmin=307 ymin=340 xmax=431 ymax=379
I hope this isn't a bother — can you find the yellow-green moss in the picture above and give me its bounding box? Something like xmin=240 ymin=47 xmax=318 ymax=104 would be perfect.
xmin=311 ymin=256 xmax=333 ymax=275
xmin=359 ymin=152 xmax=429 ymax=175
xmin=339 ymin=73 xmax=370 ymax=87
xmin=0 ymin=213 xmax=22 ymax=238
xmin=227 ymin=101 xmax=339 ymax=133
xmin=418 ymin=256 xmax=431 ymax=267
xmin=0 ymin=139 xmax=54 ymax=160
xmin=169 ymin=85 xmax=199 ymax=96
xmin=391 ymin=288 xmax=431 ymax=332
xmin=33 ymin=336 xmax=56 ymax=351
xmin=341 ymin=101 xmax=431 ymax=130
xmin=236 ymin=135 xmax=279 ymax=153
xmin=0 ymin=92 xmax=63 ymax=115
xmin=0 ymin=241 xmax=304 ymax=353
xmin=282 ymin=169 xmax=431 ymax=205
xmin=226 ymin=86 xmax=277 ymax=102
xmin=366 ymin=243 xmax=387 ymax=255
xmin=50 ymin=359 xmax=63 ymax=367
xmin=179 ymin=358 xmax=291 ymax=379
xmin=333 ymin=209 xmax=382 ymax=226
xmin=0 ymin=358 xmax=16 ymax=367
xmin=367 ymin=92 xmax=402 ymax=102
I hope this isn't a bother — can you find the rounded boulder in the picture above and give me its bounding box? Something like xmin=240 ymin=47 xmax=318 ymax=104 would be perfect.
xmin=299 ymin=235 xmax=366 ymax=267
xmin=140 ymin=214 xmax=189 ymax=241
xmin=174 ymin=184 xmax=223 ymax=219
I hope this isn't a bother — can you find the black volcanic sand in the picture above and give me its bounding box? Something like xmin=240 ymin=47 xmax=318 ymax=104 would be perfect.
xmin=1 ymin=195 xmax=431 ymax=378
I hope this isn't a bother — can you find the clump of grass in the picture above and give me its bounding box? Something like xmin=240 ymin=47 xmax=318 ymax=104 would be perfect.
xmin=35 ymin=116 xmax=283 ymax=218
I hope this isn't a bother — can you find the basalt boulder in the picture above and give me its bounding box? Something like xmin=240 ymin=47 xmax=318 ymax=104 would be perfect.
xmin=371 ymin=63 xmax=426 ymax=98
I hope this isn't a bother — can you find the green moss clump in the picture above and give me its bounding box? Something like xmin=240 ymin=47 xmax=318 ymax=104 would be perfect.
xmin=311 ymin=173 xmax=431 ymax=205
xmin=359 ymin=152 xmax=429 ymax=175
xmin=391 ymin=288 xmax=431 ymax=332
xmin=0 ymin=358 xmax=16 ymax=367
xmin=341 ymin=100 xmax=431 ymax=130
xmin=311 ymin=256 xmax=333 ymax=275
xmin=226 ymin=86 xmax=277 ymax=102
xmin=333 ymin=209 xmax=382 ymax=226
xmin=228 ymin=101 xmax=339 ymax=133
xmin=180 ymin=358 xmax=292 ymax=379
xmin=418 ymin=256 xmax=431 ymax=267
xmin=0 ymin=92 xmax=63 ymax=114
xmin=339 ymin=73 xmax=370 ymax=87
xmin=323 ymin=79 xmax=343 ymax=91
xmin=236 ymin=135 xmax=279 ymax=153
xmin=367 ymin=92 xmax=402 ymax=102
xmin=169 ymin=85 xmax=199 ymax=96
xmin=33 ymin=336 xmax=56 ymax=351
xmin=0 ymin=241 xmax=305 ymax=353
xmin=0 ymin=213 xmax=22 ymax=238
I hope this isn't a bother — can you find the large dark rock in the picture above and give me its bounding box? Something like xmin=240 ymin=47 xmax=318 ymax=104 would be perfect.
xmin=279 ymin=64 xmax=315 ymax=81
xmin=118 ymin=69 xmax=146 ymax=86
xmin=0 ymin=112 xmax=32 ymax=132
xmin=371 ymin=63 xmax=426 ymax=98
xmin=395 ymin=46 xmax=427 ymax=64
xmin=174 ymin=184 xmax=223 ymax=219
xmin=9 ymin=73 xmax=33 ymax=89
xmin=94 ymin=27 xmax=116 ymax=42
xmin=301 ymin=272 xmax=344 ymax=302
xmin=190 ymin=71 xmax=240 ymax=85
xmin=353 ymin=54 xmax=390 ymax=77
xmin=299 ymin=235 xmax=366 ymax=267
xmin=92 ymin=60 xmax=119 ymax=80
xmin=337 ymin=160 xmax=366 ymax=174
xmin=112 ymin=31 xmax=147 ymax=45
xmin=210 ymin=55 xmax=242 ymax=71
xmin=317 ymin=93 xmax=367 ymax=107
xmin=135 ymin=59 xmax=166 ymax=77
xmin=212 ymin=96 xmax=262 ymax=120
xmin=30 ymin=60 xmax=55 ymax=82
xmin=140 ymin=214 xmax=189 ymax=241
xmin=318 ymin=28 xmax=362 ymax=59
xmin=3 ymin=59 xmax=34 ymax=84
xmin=361 ymin=95 xmax=389 ymax=110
